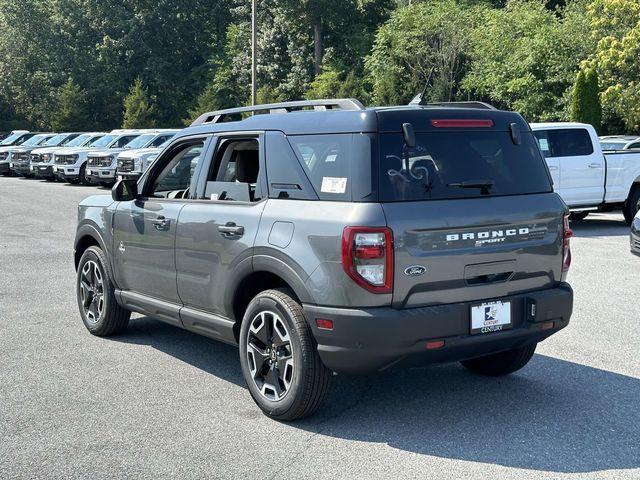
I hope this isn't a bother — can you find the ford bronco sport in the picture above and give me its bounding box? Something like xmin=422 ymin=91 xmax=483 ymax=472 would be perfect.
xmin=74 ymin=99 xmax=574 ymax=420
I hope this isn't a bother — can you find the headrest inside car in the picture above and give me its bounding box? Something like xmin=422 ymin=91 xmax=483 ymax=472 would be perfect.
xmin=235 ymin=149 xmax=259 ymax=183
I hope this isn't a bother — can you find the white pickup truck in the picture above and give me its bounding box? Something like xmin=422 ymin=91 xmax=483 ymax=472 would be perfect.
xmin=530 ymin=122 xmax=640 ymax=223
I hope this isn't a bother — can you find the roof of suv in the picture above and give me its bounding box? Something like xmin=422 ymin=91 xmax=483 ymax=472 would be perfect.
xmin=180 ymin=99 xmax=529 ymax=139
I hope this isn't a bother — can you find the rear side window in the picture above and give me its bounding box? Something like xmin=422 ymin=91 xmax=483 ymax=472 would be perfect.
xmin=533 ymin=129 xmax=594 ymax=157
xmin=287 ymin=134 xmax=374 ymax=201
xmin=379 ymin=131 xmax=552 ymax=202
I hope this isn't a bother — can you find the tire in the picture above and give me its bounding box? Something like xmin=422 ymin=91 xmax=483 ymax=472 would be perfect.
xmin=239 ymin=289 xmax=332 ymax=421
xmin=460 ymin=343 xmax=537 ymax=377
xmin=623 ymin=186 xmax=640 ymax=225
xmin=569 ymin=211 xmax=589 ymax=221
xmin=79 ymin=163 xmax=90 ymax=186
xmin=76 ymin=246 xmax=130 ymax=336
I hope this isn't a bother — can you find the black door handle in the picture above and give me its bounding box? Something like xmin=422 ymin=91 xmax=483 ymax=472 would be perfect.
xmin=151 ymin=215 xmax=170 ymax=231
xmin=218 ymin=222 xmax=244 ymax=237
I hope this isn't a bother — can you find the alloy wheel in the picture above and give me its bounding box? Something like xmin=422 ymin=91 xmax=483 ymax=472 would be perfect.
xmin=245 ymin=311 xmax=294 ymax=401
xmin=79 ymin=260 xmax=105 ymax=324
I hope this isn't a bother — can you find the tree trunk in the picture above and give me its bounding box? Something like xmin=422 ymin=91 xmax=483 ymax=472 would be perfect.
xmin=313 ymin=21 xmax=323 ymax=77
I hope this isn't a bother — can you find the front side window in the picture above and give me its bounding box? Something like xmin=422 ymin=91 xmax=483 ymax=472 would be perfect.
xmin=533 ymin=129 xmax=594 ymax=157
xmin=380 ymin=131 xmax=552 ymax=202
xmin=204 ymin=138 xmax=261 ymax=202
xmin=150 ymin=134 xmax=175 ymax=147
xmin=113 ymin=135 xmax=139 ymax=148
xmin=150 ymin=142 xmax=203 ymax=199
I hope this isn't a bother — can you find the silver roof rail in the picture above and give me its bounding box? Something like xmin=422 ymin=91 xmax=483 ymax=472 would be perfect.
xmin=191 ymin=98 xmax=365 ymax=126
xmin=409 ymin=94 xmax=497 ymax=111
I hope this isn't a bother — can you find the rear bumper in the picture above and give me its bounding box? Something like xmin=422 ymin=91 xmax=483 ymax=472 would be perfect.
xmin=304 ymin=283 xmax=573 ymax=375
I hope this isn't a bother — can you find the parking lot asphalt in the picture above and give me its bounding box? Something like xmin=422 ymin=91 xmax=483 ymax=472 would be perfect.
xmin=0 ymin=176 xmax=638 ymax=480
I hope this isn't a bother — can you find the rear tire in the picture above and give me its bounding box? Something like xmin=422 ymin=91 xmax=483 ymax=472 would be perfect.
xmin=623 ymin=186 xmax=640 ymax=225
xmin=76 ymin=246 xmax=130 ymax=336
xmin=569 ymin=211 xmax=589 ymax=221
xmin=460 ymin=343 xmax=536 ymax=377
xmin=239 ymin=289 xmax=332 ymax=421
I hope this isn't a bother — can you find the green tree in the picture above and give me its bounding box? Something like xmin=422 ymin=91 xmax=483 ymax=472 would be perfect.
xmin=366 ymin=0 xmax=483 ymax=105
xmin=50 ymin=78 xmax=90 ymax=131
xmin=122 ymin=78 xmax=156 ymax=128
xmin=586 ymin=0 xmax=640 ymax=132
xmin=463 ymin=0 xmax=593 ymax=121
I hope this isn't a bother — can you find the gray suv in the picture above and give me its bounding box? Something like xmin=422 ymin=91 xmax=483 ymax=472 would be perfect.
xmin=74 ymin=99 xmax=574 ymax=420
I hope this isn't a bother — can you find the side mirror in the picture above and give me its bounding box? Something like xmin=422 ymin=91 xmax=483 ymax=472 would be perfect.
xmin=402 ymin=123 xmax=416 ymax=148
xmin=112 ymin=178 xmax=138 ymax=201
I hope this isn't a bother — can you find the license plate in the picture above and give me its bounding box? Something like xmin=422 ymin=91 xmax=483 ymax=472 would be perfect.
xmin=471 ymin=301 xmax=512 ymax=334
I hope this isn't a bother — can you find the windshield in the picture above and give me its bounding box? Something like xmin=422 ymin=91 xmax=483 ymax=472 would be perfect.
xmin=66 ymin=134 xmax=92 ymax=147
xmin=91 ymin=135 xmax=117 ymax=148
xmin=22 ymin=135 xmax=50 ymax=147
xmin=123 ymin=134 xmax=155 ymax=149
xmin=600 ymin=141 xmax=627 ymax=151
xmin=379 ymin=131 xmax=552 ymax=201
xmin=0 ymin=132 xmax=25 ymax=146
xmin=42 ymin=134 xmax=70 ymax=147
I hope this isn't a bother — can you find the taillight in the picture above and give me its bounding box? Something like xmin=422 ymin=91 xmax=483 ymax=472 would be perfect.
xmin=561 ymin=212 xmax=573 ymax=281
xmin=342 ymin=227 xmax=393 ymax=294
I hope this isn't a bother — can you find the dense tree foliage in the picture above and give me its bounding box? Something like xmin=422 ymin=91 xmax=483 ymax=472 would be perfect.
xmin=571 ymin=68 xmax=602 ymax=131
xmin=0 ymin=0 xmax=639 ymax=133
xmin=122 ymin=78 xmax=157 ymax=129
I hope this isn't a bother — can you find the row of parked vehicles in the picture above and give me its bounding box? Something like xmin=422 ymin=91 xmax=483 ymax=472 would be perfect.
xmin=0 ymin=129 xmax=178 ymax=185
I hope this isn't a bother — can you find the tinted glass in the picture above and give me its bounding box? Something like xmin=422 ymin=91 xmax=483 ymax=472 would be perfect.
xmin=66 ymin=134 xmax=92 ymax=147
xmin=533 ymin=129 xmax=594 ymax=157
xmin=42 ymin=134 xmax=70 ymax=147
xmin=151 ymin=144 xmax=203 ymax=198
xmin=0 ymin=132 xmax=25 ymax=145
xmin=600 ymin=141 xmax=627 ymax=151
xmin=22 ymin=135 xmax=50 ymax=147
xmin=288 ymin=133 xmax=373 ymax=201
xmin=91 ymin=135 xmax=117 ymax=148
xmin=380 ymin=131 xmax=552 ymax=202
xmin=628 ymin=143 xmax=640 ymax=150
xmin=123 ymin=134 xmax=155 ymax=149
xmin=150 ymin=134 xmax=175 ymax=147
xmin=114 ymin=135 xmax=139 ymax=148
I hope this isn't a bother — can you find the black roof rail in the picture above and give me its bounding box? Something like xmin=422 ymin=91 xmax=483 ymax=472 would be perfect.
xmin=191 ymin=98 xmax=365 ymax=126
xmin=408 ymin=94 xmax=497 ymax=111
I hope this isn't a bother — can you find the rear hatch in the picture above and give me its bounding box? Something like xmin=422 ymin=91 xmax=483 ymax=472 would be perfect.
xmin=377 ymin=109 xmax=566 ymax=308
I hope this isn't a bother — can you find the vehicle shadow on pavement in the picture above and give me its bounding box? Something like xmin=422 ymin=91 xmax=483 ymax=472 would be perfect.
xmin=571 ymin=216 xmax=629 ymax=238
xmin=113 ymin=318 xmax=638 ymax=474
xmin=307 ymin=354 xmax=639 ymax=474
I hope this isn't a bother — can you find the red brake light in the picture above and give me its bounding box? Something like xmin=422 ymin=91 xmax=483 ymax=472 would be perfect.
xmin=561 ymin=212 xmax=572 ymax=280
xmin=342 ymin=227 xmax=393 ymax=294
xmin=431 ymin=119 xmax=494 ymax=128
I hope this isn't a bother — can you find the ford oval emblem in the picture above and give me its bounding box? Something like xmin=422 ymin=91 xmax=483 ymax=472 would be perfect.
xmin=404 ymin=265 xmax=427 ymax=276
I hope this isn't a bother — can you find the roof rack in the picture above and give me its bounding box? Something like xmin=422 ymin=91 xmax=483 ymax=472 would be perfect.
xmin=408 ymin=94 xmax=497 ymax=111
xmin=191 ymin=98 xmax=365 ymax=126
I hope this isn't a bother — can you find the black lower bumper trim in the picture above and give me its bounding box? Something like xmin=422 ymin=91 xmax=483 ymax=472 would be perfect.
xmin=304 ymin=283 xmax=573 ymax=374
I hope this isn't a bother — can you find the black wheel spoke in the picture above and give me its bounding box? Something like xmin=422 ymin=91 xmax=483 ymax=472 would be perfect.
xmin=245 ymin=309 xmax=294 ymax=401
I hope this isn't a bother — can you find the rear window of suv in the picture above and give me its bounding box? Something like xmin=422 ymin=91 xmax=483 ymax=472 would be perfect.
xmin=379 ymin=131 xmax=552 ymax=202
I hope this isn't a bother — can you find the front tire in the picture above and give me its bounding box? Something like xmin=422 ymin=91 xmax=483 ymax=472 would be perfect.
xmin=460 ymin=343 xmax=536 ymax=377
xmin=79 ymin=163 xmax=90 ymax=186
xmin=77 ymin=246 xmax=130 ymax=336
xmin=239 ymin=289 xmax=332 ymax=421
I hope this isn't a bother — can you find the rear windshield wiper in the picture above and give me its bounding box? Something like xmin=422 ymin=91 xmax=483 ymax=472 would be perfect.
xmin=447 ymin=180 xmax=494 ymax=194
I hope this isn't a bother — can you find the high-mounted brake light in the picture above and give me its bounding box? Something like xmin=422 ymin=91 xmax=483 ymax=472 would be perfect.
xmin=342 ymin=227 xmax=393 ymax=294
xmin=561 ymin=212 xmax=573 ymax=281
xmin=431 ymin=119 xmax=494 ymax=128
